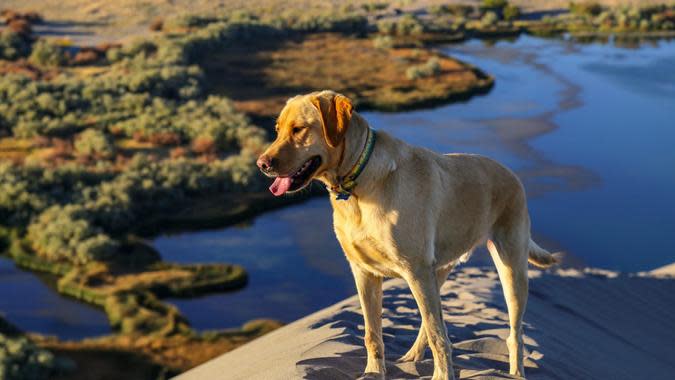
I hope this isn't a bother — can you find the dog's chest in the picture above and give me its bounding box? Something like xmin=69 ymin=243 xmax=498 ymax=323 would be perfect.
xmin=333 ymin=201 xmax=402 ymax=278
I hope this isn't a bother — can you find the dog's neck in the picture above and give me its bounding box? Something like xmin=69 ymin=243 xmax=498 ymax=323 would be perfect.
xmin=337 ymin=114 xmax=370 ymax=180
xmin=318 ymin=112 xmax=392 ymax=200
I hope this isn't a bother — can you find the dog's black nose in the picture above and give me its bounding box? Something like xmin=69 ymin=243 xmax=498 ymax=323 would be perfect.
xmin=256 ymin=154 xmax=275 ymax=172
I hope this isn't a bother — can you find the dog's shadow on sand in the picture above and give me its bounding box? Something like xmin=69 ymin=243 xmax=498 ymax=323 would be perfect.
xmin=298 ymin=269 xmax=542 ymax=379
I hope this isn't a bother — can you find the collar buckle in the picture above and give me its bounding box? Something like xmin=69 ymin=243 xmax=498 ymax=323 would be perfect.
xmin=335 ymin=191 xmax=351 ymax=201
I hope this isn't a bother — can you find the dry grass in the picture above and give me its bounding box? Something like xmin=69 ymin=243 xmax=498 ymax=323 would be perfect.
xmin=86 ymin=268 xmax=194 ymax=294
xmin=0 ymin=135 xmax=178 ymax=168
xmin=0 ymin=137 xmax=33 ymax=151
xmin=0 ymin=58 xmax=65 ymax=82
xmin=0 ymin=137 xmax=34 ymax=162
xmin=115 ymin=138 xmax=156 ymax=150
xmin=204 ymin=33 xmax=492 ymax=118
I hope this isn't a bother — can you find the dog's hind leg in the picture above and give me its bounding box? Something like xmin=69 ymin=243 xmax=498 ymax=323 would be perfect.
xmin=487 ymin=225 xmax=529 ymax=377
xmin=398 ymin=264 xmax=454 ymax=363
xmin=404 ymin=266 xmax=455 ymax=380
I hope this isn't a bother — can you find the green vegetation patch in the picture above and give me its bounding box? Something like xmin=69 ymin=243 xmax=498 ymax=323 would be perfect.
xmin=0 ymin=315 xmax=72 ymax=380
xmin=0 ymin=9 xmax=275 ymax=345
xmin=105 ymin=291 xmax=191 ymax=337
xmin=0 ymin=333 xmax=69 ymax=380
xmin=0 ymin=30 xmax=31 ymax=61
xmin=524 ymin=3 xmax=675 ymax=37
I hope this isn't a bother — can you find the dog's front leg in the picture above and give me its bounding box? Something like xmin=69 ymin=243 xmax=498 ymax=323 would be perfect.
xmin=350 ymin=262 xmax=385 ymax=377
xmin=404 ymin=267 xmax=455 ymax=380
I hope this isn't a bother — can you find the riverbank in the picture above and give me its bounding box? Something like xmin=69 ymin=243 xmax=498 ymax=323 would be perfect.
xmin=178 ymin=263 xmax=675 ymax=379
xmin=203 ymin=32 xmax=493 ymax=118
xmin=0 ymin=312 xmax=282 ymax=380
xmin=35 ymin=318 xmax=282 ymax=379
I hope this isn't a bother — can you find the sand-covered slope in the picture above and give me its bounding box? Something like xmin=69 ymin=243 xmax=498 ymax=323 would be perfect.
xmin=177 ymin=266 xmax=675 ymax=379
xmin=649 ymin=262 xmax=675 ymax=278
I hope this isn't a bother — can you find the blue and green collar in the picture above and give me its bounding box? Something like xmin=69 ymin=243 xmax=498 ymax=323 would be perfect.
xmin=331 ymin=128 xmax=376 ymax=201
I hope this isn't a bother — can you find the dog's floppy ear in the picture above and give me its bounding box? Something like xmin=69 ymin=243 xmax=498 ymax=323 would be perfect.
xmin=310 ymin=92 xmax=353 ymax=148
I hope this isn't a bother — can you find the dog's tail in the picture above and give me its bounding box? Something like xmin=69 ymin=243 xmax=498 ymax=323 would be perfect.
xmin=528 ymin=239 xmax=562 ymax=269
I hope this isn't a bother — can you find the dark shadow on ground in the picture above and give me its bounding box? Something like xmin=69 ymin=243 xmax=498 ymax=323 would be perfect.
xmin=297 ymin=270 xmax=540 ymax=379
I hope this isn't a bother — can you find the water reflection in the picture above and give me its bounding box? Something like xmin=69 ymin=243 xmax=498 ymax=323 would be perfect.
xmin=0 ymin=257 xmax=110 ymax=339
xmin=157 ymin=200 xmax=353 ymax=329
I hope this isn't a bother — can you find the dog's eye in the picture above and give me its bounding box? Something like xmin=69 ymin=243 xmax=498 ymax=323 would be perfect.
xmin=292 ymin=126 xmax=304 ymax=135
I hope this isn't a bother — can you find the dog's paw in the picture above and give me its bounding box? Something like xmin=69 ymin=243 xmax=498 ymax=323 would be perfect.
xmin=397 ymin=349 xmax=424 ymax=363
xmin=358 ymin=372 xmax=385 ymax=380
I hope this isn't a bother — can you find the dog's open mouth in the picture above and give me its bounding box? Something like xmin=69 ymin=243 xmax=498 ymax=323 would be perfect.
xmin=269 ymin=156 xmax=322 ymax=196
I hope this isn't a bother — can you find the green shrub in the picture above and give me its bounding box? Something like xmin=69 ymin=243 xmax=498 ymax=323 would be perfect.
xmin=406 ymin=57 xmax=441 ymax=80
xmin=104 ymin=291 xmax=190 ymax=336
xmin=482 ymin=0 xmax=508 ymax=9
xmin=0 ymin=62 xmax=204 ymax=138
xmin=27 ymin=205 xmax=119 ymax=265
xmin=265 ymin=12 xmax=368 ymax=34
xmin=569 ymin=1 xmax=603 ymax=17
xmin=639 ymin=19 xmax=651 ymax=31
xmin=361 ymin=2 xmax=389 ymax=13
xmin=430 ymin=4 xmax=474 ymax=17
xmin=0 ymin=161 xmax=110 ymax=224
xmin=377 ymin=14 xmax=425 ymax=36
xmin=595 ymin=11 xmax=612 ymax=25
xmin=0 ymin=162 xmax=48 ymax=225
xmin=28 ymin=39 xmax=67 ymax=67
xmin=503 ymin=5 xmax=521 ymax=21
xmin=163 ymin=14 xmax=218 ymax=30
xmin=627 ymin=6 xmax=642 ymax=20
xmin=115 ymin=95 xmax=257 ymax=151
xmin=373 ymin=35 xmax=394 ymax=49
xmin=0 ymin=332 xmax=66 ymax=380
xmin=453 ymin=5 xmax=475 ymax=17
xmin=74 ymin=129 xmax=115 ymax=158
xmin=616 ymin=12 xmax=628 ymax=28
xmin=0 ymin=30 xmax=31 ymax=60
xmin=481 ymin=11 xmax=499 ymax=26
xmin=429 ymin=5 xmax=451 ymax=15
xmin=105 ymin=47 xmax=123 ymax=62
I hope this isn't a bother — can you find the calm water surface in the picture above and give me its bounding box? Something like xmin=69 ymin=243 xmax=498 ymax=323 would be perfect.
xmin=0 ymin=257 xmax=110 ymax=339
xmin=2 ymin=36 xmax=674 ymax=338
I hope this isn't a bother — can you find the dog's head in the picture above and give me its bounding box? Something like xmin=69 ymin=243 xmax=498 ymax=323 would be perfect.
xmin=257 ymin=90 xmax=353 ymax=196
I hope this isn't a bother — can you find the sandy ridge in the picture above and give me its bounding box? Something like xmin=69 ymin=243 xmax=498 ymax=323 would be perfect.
xmin=177 ymin=265 xmax=675 ymax=379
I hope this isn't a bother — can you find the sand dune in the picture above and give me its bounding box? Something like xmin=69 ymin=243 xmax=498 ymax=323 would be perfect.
xmin=649 ymin=262 xmax=675 ymax=278
xmin=177 ymin=265 xmax=675 ymax=379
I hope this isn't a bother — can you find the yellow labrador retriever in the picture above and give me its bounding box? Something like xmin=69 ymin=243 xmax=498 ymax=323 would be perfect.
xmin=257 ymin=90 xmax=559 ymax=379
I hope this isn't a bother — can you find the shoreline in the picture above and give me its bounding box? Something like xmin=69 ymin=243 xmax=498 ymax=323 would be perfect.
xmin=178 ymin=263 xmax=675 ymax=379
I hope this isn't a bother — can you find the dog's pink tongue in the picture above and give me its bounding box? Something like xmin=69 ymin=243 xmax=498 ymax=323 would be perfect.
xmin=269 ymin=177 xmax=292 ymax=196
